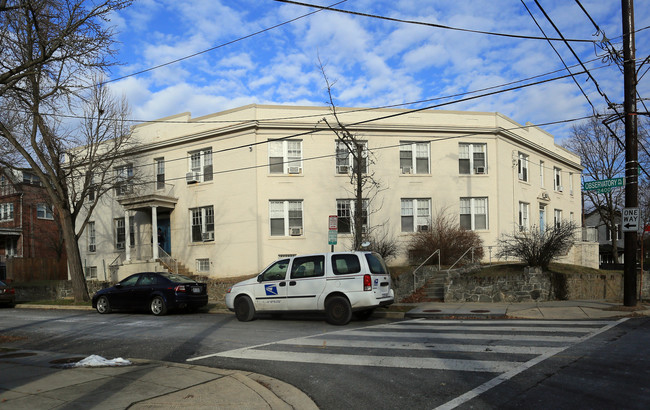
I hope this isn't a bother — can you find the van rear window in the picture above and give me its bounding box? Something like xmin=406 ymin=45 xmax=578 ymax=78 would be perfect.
xmin=365 ymin=253 xmax=388 ymax=275
xmin=331 ymin=254 xmax=361 ymax=275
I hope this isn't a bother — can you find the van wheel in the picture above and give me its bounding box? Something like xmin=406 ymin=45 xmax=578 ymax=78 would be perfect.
xmin=235 ymin=296 xmax=255 ymax=322
xmin=354 ymin=308 xmax=375 ymax=321
xmin=325 ymin=296 xmax=352 ymax=325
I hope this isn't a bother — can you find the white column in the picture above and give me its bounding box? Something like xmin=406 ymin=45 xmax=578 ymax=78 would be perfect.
xmin=152 ymin=206 xmax=159 ymax=260
xmin=124 ymin=210 xmax=131 ymax=262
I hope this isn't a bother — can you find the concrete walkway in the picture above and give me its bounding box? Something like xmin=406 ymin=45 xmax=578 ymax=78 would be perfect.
xmin=2 ymin=301 xmax=648 ymax=409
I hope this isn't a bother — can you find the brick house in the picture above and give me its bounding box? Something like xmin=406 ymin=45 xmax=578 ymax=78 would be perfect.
xmin=0 ymin=169 xmax=66 ymax=281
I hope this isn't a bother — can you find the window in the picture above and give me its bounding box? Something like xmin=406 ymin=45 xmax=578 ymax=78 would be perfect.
xmin=291 ymin=255 xmax=325 ymax=278
xmin=519 ymin=202 xmax=530 ymax=231
xmin=554 ymin=209 xmax=563 ymax=229
xmin=196 ymin=258 xmax=210 ymax=273
xmin=331 ymin=254 xmax=361 ymax=275
xmin=190 ymin=206 xmax=214 ymax=242
xmin=269 ymin=200 xmax=303 ymax=236
xmin=336 ymin=140 xmax=367 ymax=174
xmin=540 ymin=161 xmax=545 ymax=187
xmin=88 ymin=221 xmax=96 ymax=252
xmin=569 ymin=172 xmax=574 ymax=195
xmin=539 ymin=203 xmax=546 ymax=233
xmin=84 ymin=266 xmax=97 ymax=279
xmin=115 ymin=216 xmax=135 ymax=249
xmin=554 ymin=167 xmax=562 ymax=191
xmin=155 ymin=158 xmax=165 ymax=190
xmin=269 ymin=140 xmax=302 ymax=174
xmin=188 ymin=148 xmax=213 ymax=183
xmin=115 ymin=164 xmax=133 ymax=195
xmin=400 ymin=142 xmax=430 ymax=174
xmin=259 ymin=259 xmax=290 ymax=281
xmin=460 ymin=197 xmax=488 ymax=230
xmin=459 ymin=143 xmax=487 ymax=175
xmin=87 ymin=172 xmax=96 ymax=202
xmin=37 ymin=204 xmax=53 ymax=220
xmin=22 ymin=171 xmax=41 ymax=185
xmin=401 ymin=198 xmax=431 ymax=232
xmin=0 ymin=203 xmax=14 ymax=221
xmin=336 ymin=199 xmax=368 ymax=234
xmin=606 ymin=224 xmax=622 ymax=241
xmin=517 ymin=152 xmax=529 ymax=182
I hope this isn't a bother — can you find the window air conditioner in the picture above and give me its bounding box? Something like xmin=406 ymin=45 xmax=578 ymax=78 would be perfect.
xmin=475 ymin=166 xmax=485 ymax=174
xmin=202 ymin=231 xmax=215 ymax=241
xmin=558 ymin=186 xmax=564 ymax=192
xmin=116 ymin=242 xmax=125 ymax=250
xmin=289 ymin=227 xmax=303 ymax=236
xmin=288 ymin=166 xmax=301 ymax=174
xmin=401 ymin=166 xmax=412 ymax=174
xmin=418 ymin=225 xmax=430 ymax=232
xmin=89 ymin=244 xmax=96 ymax=252
xmin=337 ymin=165 xmax=349 ymax=174
xmin=186 ymin=172 xmax=199 ymax=184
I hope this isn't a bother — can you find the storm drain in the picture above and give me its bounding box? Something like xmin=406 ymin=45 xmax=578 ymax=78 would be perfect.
xmin=470 ymin=310 xmax=491 ymax=313
xmin=0 ymin=352 xmax=38 ymax=359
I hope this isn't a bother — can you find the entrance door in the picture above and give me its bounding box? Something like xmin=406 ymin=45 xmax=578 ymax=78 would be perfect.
xmin=157 ymin=216 xmax=171 ymax=255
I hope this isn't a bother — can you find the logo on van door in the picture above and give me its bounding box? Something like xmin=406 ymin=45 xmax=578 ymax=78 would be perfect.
xmin=265 ymin=284 xmax=278 ymax=296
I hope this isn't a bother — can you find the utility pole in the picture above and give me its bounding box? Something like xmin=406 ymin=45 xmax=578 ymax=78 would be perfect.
xmin=622 ymin=0 xmax=638 ymax=306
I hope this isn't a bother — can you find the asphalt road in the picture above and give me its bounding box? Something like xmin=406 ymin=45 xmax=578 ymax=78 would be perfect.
xmin=1 ymin=308 xmax=649 ymax=409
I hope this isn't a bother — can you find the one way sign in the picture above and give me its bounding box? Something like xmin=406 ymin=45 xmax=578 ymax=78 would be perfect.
xmin=622 ymin=207 xmax=639 ymax=232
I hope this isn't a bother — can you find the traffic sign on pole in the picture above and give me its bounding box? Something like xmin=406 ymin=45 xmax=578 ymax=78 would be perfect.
xmin=328 ymin=215 xmax=338 ymax=246
xmin=622 ymin=207 xmax=639 ymax=232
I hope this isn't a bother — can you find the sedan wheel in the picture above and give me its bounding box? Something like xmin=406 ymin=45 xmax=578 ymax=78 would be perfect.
xmin=150 ymin=296 xmax=167 ymax=316
xmin=96 ymin=296 xmax=112 ymax=314
xmin=234 ymin=296 xmax=255 ymax=322
xmin=325 ymin=296 xmax=352 ymax=325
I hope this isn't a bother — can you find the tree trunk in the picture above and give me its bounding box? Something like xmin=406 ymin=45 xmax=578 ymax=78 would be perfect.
xmin=59 ymin=209 xmax=89 ymax=302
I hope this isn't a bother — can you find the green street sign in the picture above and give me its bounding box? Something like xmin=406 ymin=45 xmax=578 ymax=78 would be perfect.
xmin=328 ymin=230 xmax=337 ymax=245
xmin=583 ymin=177 xmax=625 ymax=191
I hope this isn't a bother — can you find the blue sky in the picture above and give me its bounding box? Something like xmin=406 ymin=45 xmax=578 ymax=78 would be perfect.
xmin=104 ymin=0 xmax=650 ymax=140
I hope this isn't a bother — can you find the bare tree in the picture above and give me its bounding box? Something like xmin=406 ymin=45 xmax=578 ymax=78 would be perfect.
xmin=564 ymin=115 xmax=625 ymax=263
xmin=318 ymin=62 xmax=386 ymax=250
xmin=0 ymin=0 xmax=133 ymax=302
xmin=496 ymin=221 xmax=579 ymax=271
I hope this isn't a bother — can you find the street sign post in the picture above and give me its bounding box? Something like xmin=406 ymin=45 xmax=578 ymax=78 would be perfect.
xmin=328 ymin=215 xmax=338 ymax=248
xmin=622 ymin=207 xmax=639 ymax=232
xmin=583 ymin=177 xmax=625 ymax=191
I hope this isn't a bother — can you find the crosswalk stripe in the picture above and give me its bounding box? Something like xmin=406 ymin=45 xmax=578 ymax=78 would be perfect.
xmin=340 ymin=330 xmax=582 ymax=343
xmin=393 ymin=319 xmax=614 ymax=326
xmin=367 ymin=324 xmax=600 ymax=333
xmin=276 ymin=337 xmax=564 ymax=355
xmin=214 ymin=349 xmax=523 ymax=372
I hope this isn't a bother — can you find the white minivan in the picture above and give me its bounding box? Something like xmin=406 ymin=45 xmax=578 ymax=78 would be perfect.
xmin=225 ymin=251 xmax=394 ymax=325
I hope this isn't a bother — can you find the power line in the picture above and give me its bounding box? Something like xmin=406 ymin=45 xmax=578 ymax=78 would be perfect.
xmin=274 ymin=0 xmax=596 ymax=43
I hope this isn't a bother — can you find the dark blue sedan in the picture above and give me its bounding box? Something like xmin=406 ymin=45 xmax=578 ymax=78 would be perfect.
xmin=92 ymin=272 xmax=208 ymax=316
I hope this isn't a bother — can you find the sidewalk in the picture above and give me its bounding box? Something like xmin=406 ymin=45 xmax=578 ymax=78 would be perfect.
xmin=2 ymin=300 xmax=648 ymax=409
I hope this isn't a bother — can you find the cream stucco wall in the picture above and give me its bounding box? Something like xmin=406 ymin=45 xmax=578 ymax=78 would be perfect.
xmin=77 ymin=105 xmax=586 ymax=280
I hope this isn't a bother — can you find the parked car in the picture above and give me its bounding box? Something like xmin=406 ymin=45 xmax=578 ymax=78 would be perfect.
xmin=0 ymin=280 xmax=16 ymax=308
xmin=226 ymin=251 xmax=394 ymax=325
xmin=92 ymin=272 xmax=208 ymax=316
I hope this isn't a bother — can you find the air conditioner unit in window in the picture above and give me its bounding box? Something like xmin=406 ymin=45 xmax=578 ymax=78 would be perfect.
xmin=116 ymin=242 xmax=125 ymax=250
xmin=289 ymin=227 xmax=303 ymax=236
xmin=475 ymin=166 xmax=485 ymax=174
xmin=89 ymin=244 xmax=96 ymax=252
xmin=337 ymin=165 xmax=349 ymax=174
xmin=418 ymin=225 xmax=430 ymax=232
xmin=288 ymin=166 xmax=301 ymax=174
xmin=558 ymin=186 xmax=564 ymax=192
xmin=186 ymin=172 xmax=200 ymax=184
xmin=201 ymin=231 xmax=215 ymax=241
xmin=401 ymin=166 xmax=412 ymax=174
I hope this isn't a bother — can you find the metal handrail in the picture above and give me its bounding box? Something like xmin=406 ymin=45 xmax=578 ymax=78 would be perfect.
xmin=157 ymin=246 xmax=177 ymax=274
xmin=109 ymin=252 xmax=125 ymax=267
xmin=447 ymin=247 xmax=475 ymax=273
xmin=412 ymin=249 xmax=440 ymax=293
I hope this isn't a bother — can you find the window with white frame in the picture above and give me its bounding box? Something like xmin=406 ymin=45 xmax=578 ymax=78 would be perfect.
xmin=458 ymin=143 xmax=487 ymax=175
xmin=188 ymin=148 xmax=213 ymax=183
xmin=88 ymin=221 xmax=96 ymax=252
xmin=84 ymin=266 xmax=97 ymax=279
xmin=539 ymin=160 xmax=545 ymax=187
xmin=0 ymin=203 xmax=14 ymax=221
xmin=518 ymin=152 xmax=529 ymax=182
xmin=336 ymin=199 xmax=368 ymax=234
xmin=269 ymin=200 xmax=303 ymax=236
xmin=37 ymin=204 xmax=53 ymax=220
xmin=606 ymin=224 xmax=622 ymax=241
xmin=190 ymin=206 xmax=214 ymax=242
xmin=554 ymin=209 xmax=562 ymax=229
xmin=87 ymin=171 xmax=96 ymax=202
xmin=554 ymin=167 xmax=562 ymax=191
xmin=569 ymin=172 xmax=574 ymax=195
xmin=155 ymin=158 xmax=165 ymax=190
xmin=269 ymin=140 xmax=302 ymax=174
xmin=115 ymin=216 xmax=135 ymax=250
xmin=114 ymin=164 xmax=133 ymax=195
xmin=401 ymin=198 xmax=431 ymax=232
xmin=336 ymin=140 xmax=367 ymax=174
xmin=196 ymin=258 xmax=210 ymax=273
xmin=400 ymin=142 xmax=430 ymax=174
xmin=460 ymin=197 xmax=488 ymax=230
xmin=519 ymin=202 xmax=530 ymax=231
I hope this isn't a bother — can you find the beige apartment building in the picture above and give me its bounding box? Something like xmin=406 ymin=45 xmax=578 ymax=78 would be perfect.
xmin=78 ymin=104 xmax=595 ymax=281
